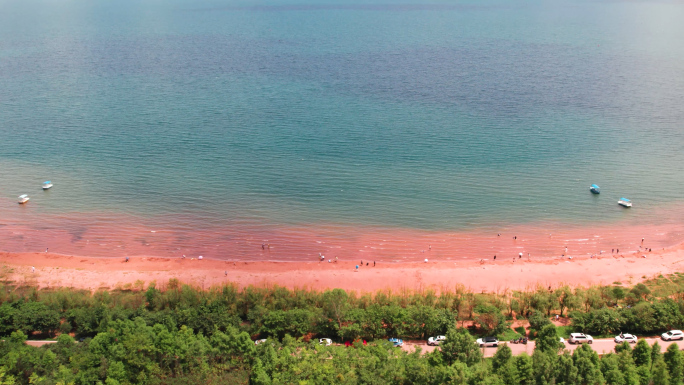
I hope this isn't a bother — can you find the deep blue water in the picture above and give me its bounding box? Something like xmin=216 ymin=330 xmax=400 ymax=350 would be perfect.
xmin=1 ymin=0 xmax=684 ymax=233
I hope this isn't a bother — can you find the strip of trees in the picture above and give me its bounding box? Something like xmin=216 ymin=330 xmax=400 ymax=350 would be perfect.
xmin=1 ymin=274 xmax=684 ymax=384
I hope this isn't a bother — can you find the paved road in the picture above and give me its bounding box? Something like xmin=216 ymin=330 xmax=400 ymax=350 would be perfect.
xmin=402 ymin=338 xmax=684 ymax=357
xmin=25 ymin=340 xmax=57 ymax=347
xmin=26 ymin=337 xmax=684 ymax=356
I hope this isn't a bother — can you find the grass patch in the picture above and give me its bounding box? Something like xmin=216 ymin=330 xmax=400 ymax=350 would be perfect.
xmin=556 ymin=326 xmax=572 ymax=339
xmin=498 ymin=328 xmax=522 ymax=341
xmin=515 ymin=326 xmax=527 ymax=336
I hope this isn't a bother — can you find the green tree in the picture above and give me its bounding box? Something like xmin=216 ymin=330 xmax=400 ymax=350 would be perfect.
xmin=528 ymin=311 xmax=551 ymax=333
xmin=600 ymin=353 xmax=625 ymax=385
xmin=492 ymin=344 xmax=512 ymax=373
xmin=493 ymin=345 xmax=516 ymax=385
xmin=0 ymin=304 xmax=17 ymax=336
xmin=652 ymin=357 xmax=670 ymax=385
xmin=321 ymin=289 xmax=349 ymax=337
xmin=630 ymin=284 xmax=651 ymax=301
xmin=535 ymin=324 xmax=562 ymax=353
xmin=633 ymin=338 xmax=652 ymax=368
xmin=616 ymin=349 xmax=640 ymax=385
xmin=474 ymin=304 xmax=508 ymax=336
xmin=555 ymin=286 xmax=576 ymax=317
xmin=573 ymin=343 xmax=604 ymax=385
xmin=13 ymin=302 xmax=60 ymax=336
xmin=532 ymin=350 xmax=556 ymax=385
xmin=615 ymin=341 xmax=633 ymax=354
xmin=440 ymin=327 xmax=482 ymax=366
xmin=513 ymin=354 xmax=534 ymax=385
xmin=249 ymin=358 xmax=272 ymax=385
xmin=652 ymin=341 xmax=663 ymax=369
xmin=664 ymin=343 xmax=683 ymax=385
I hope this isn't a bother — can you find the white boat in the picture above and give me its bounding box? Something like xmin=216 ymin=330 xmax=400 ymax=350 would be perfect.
xmin=618 ymin=198 xmax=632 ymax=208
xmin=18 ymin=194 xmax=30 ymax=204
xmin=42 ymin=181 xmax=53 ymax=190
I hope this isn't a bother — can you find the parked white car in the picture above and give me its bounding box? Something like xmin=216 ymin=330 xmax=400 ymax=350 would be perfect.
xmin=476 ymin=337 xmax=499 ymax=347
xmin=568 ymin=333 xmax=593 ymax=344
xmin=254 ymin=339 xmax=267 ymax=345
xmin=427 ymin=335 xmax=446 ymax=346
xmin=614 ymin=333 xmax=638 ymax=343
xmin=319 ymin=338 xmax=333 ymax=346
xmin=662 ymin=330 xmax=684 ymax=341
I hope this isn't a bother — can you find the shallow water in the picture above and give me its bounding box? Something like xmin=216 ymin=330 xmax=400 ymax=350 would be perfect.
xmin=1 ymin=0 xmax=684 ymax=259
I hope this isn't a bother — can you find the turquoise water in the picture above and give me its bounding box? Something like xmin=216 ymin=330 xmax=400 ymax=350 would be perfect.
xmin=1 ymin=0 xmax=684 ymax=245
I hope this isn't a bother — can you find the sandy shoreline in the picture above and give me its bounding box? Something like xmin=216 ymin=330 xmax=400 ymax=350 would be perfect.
xmin=3 ymin=241 xmax=684 ymax=292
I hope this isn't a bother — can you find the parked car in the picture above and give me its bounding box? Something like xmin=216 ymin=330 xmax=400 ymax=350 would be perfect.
xmin=319 ymin=338 xmax=333 ymax=346
xmin=568 ymin=333 xmax=593 ymax=344
xmin=389 ymin=338 xmax=404 ymax=347
xmin=662 ymin=330 xmax=684 ymax=341
xmin=427 ymin=335 xmax=446 ymax=346
xmin=344 ymin=339 xmax=367 ymax=347
xmin=254 ymin=339 xmax=267 ymax=345
xmin=614 ymin=333 xmax=637 ymax=343
xmin=476 ymin=337 xmax=499 ymax=347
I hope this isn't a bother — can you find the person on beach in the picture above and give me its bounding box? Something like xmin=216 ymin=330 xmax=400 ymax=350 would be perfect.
xmin=182 ymin=255 xmax=186 ymax=259
xmin=373 ymin=261 xmax=376 ymax=266
xmin=335 ymin=256 xmax=338 ymax=262
xmin=125 ymin=257 xmax=129 ymax=262
xmin=494 ymin=255 xmax=496 ymax=260
xmin=429 ymin=245 xmax=431 ymax=250
xmin=32 ymin=266 xmax=35 ymax=273
xmin=224 ymin=271 xmax=227 ymax=276
xmin=45 ymin=248 xmax=48 ymax=253
xmin=262 ymin=244 xmax=265 ymax=250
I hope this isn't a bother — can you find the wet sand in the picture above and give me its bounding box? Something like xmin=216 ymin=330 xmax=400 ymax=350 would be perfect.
xmin=2 ymin=241 xmax=683 ymax=293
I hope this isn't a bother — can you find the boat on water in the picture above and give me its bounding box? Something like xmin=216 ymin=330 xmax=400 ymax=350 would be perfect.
xmin=590 ymin=184 xmax=600 ymax=194
xmin=18 ymin=194 xmax=30 ymax=204
xmin=42 ymin=181 xmax=53 ymax=190
xmin=618 ymin=198 xmax=632 ymax=208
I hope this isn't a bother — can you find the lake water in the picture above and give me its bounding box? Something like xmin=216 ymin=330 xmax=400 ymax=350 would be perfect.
xmin=1 ymin=0 xmax=684 ymax=260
